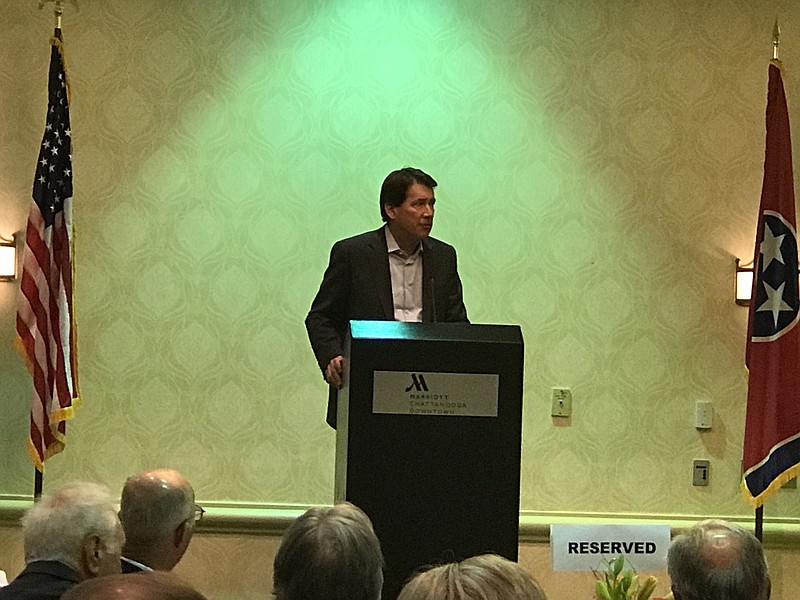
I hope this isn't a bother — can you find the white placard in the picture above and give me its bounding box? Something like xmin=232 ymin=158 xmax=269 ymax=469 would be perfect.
xmin=372 ymin=371 xmax=499 ymax=417
xmin=550 ymin=524 xmax=670 ymax=572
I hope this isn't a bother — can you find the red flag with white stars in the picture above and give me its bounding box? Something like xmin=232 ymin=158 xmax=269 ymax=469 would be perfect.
xmin=742 ymin=61 xmax=800 ymax=506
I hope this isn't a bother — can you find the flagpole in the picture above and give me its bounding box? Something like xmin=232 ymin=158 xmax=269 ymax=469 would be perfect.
xmin=33 ymin=0 xmax=64 ymax=504
xmin=751 ymin=20 xmax=781 ymax=542
xmin=30 ymin=0 xmax=75 ymax=503
xmin=34 ymin=470 xmax=42 ymax=500
xmin=773 ymin=19 xmax=780 ymax=61
xmin=755 ymin=506 xmax=763 ymax=541
xmin=37 ymin=0 xmax=74 ymax=31
xmin=33 ymin=0 xmax=62 ymax=503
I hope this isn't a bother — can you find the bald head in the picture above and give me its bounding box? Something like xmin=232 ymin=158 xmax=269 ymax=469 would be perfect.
xmin=667 ymin=519 xmax=770 ymax=600
xmin=62 ymin=571 xmax=207 ymax=600
xmin=698 ymin=523 xmax=742 ymax=568
xmin=119 ymin=469 xmax=197 ymax=571
xmin=124 ymin=469 xmax=192 ymax=497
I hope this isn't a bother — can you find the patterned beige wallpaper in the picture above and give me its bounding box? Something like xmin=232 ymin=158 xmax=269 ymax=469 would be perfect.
xmin=1 ymin=0 xmax=799 ymax=565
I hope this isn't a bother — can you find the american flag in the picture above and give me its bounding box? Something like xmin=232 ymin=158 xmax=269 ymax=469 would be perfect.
xmin=15 ymin=32 xmax=79 ymax=471
xmin=742 ymin=60 xmax=800 ymax=506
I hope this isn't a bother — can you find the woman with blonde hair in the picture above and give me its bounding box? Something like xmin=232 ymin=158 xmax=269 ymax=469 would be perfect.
xmin=397 ymin=554 xmax=547 ymax=600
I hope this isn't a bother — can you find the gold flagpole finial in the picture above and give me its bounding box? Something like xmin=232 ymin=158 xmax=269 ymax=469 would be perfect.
xmin=773 ymin=19 xmax=781 ymax=61
xmin=38 ymin=0 xmax=78 ymax=30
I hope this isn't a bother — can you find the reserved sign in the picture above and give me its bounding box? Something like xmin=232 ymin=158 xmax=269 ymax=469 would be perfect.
xmin=550 ymin=524 xmax=670 ymax=571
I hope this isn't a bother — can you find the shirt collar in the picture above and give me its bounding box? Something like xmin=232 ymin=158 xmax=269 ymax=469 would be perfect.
xmin=384 ymin=224 xmax=422 ymax=256
xmin=121 ymin=556 xmax=154 ymax=571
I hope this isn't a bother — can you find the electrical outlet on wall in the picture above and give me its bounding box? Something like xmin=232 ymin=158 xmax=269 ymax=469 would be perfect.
xmin=693 ymin=459 xmax=710 ymax=486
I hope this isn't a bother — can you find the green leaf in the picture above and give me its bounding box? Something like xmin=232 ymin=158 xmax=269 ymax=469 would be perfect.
xmin=620 ymin=570 xmax=633 ymax=593
xmin=612 ymin=555 xmax=625 ymax=579
xmin=596 ymin=580 xmax=612 ymax=600
xmin=636 ymin=576 xmax=658 ymax=600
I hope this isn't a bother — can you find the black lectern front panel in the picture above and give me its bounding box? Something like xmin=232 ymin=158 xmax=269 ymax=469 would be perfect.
xmin=335 ymin=321 xmax=524 ymax=600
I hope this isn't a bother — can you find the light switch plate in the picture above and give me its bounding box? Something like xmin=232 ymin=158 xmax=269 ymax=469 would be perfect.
xmin=695 ymin=401 xmax=713 ymax=429
xmin=551 ymin=388 xmax=572 ymax=418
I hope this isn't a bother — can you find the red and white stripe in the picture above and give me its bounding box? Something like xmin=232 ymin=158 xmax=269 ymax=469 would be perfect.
xmin=16 ymin=196 xmax=78 ymax=470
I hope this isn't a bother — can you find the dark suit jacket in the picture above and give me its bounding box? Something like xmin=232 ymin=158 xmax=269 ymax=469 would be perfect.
xmin=305 ymin=227 xmax=468 ymax=427
xmin=0 ymin=560 xmax=81 ymax=600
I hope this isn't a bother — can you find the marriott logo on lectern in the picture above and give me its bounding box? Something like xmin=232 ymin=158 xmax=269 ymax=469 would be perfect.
xmin=371 ymin=370 xmax=495 ymax=417
xmin=405 ymin=373 xmax=429 ymax=392
xmin=404 ymin=374 xmax=455 ymax=404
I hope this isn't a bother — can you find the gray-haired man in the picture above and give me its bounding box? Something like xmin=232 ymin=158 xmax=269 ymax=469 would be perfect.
xmin=667 ymin=519 xmax=771 ymax=600
xmin=0 ymin=482 xmax=124 ymax=600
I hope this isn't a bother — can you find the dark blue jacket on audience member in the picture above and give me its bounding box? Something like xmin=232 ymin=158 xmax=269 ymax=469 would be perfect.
xmin=0 ymin=560 xmax=80 ymax=600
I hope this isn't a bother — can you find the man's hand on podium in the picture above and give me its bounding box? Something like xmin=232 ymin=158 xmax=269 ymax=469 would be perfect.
xmin=325 ymin=355 xmax=344 ymax=388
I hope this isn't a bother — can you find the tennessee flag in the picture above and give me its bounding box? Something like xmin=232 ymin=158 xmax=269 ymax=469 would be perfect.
xmin=742 ymin=60 xmax=800 ymax=506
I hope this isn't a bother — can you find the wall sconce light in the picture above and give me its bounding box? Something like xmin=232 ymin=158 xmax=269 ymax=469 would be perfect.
xmin=735 ymin=258 xmax=754 ymax=306
xmin=0 ymin=234 xmax=18 ymax=281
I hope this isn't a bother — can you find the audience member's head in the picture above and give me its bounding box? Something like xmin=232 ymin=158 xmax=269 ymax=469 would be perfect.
xmin=62 ymin=571 xmax=207 ymax=600
xmin=397 ymin=554 xmax=547 ymax=600
xmin=667 ymin=519 xmax=770 ymax=600
xmin=22 ymin=481 xmax=124 ymax=580
xmin=272 ymin=502 xmax=384 ymax=600
xmin=119 ymin=468 xmax=199 ymax=571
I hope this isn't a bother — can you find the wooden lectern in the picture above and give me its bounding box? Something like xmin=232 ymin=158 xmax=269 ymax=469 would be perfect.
xmin=335 ymin=321 xmax=524 ymax=600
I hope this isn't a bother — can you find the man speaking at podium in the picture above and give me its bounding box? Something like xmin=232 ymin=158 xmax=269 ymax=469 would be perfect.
xmin=305 ymin=167 xmax=469 ymax=428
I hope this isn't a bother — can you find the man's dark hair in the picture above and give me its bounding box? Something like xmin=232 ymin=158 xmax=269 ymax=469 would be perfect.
xmin=379 ymin=167 xmax=437 ymax=222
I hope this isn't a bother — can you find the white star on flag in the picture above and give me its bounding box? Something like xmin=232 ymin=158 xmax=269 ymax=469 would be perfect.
xmin=760 ymin=223 xmax=786 ymax=270
xmin=756 ymin=280 xmax=794 ymax=328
